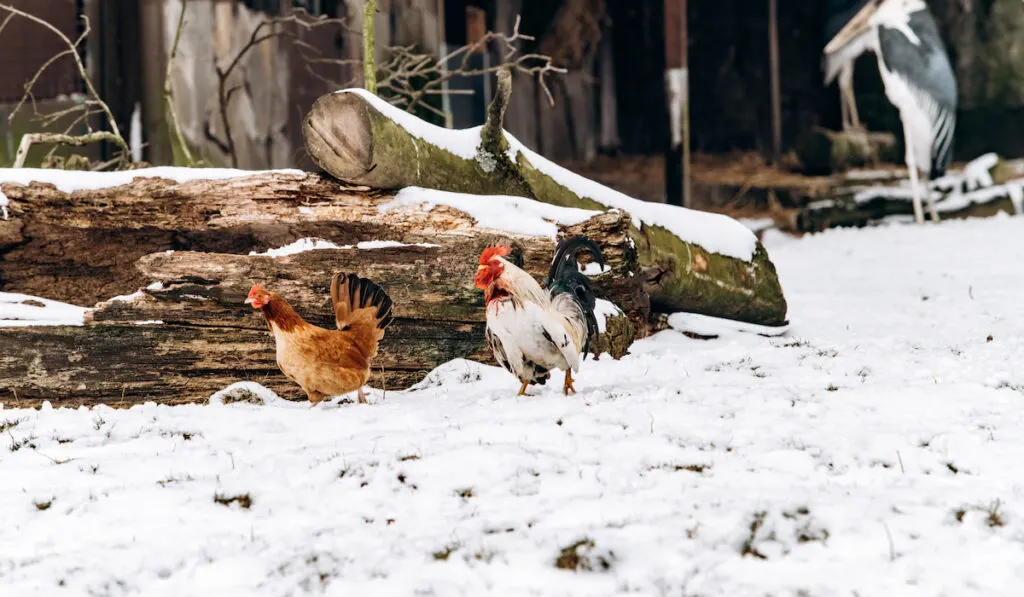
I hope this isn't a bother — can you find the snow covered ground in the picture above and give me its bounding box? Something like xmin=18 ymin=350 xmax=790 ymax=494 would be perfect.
xmin=3 ymin=216 xmax=1024 ymax=596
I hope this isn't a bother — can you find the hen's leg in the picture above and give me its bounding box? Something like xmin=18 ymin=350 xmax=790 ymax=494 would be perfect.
xmin=517 ymin=381 xmax=529 ymax=396
xmin=307 ymin=390 xmax=326 ymax=407
xmin=563 ymin=370 xmax=576 ymax=396
xmin=357 ymin=387 xmax=368 ymax=404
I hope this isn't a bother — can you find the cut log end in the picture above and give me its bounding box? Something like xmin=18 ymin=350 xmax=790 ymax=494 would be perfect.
xmin=303 ymin=92 xmax=375 ymax=180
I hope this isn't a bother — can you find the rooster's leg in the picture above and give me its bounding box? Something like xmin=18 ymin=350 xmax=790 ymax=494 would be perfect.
xmin=563 ymin=370 xmax=576 ymax=396
xmin=517 ymin=381 xmax=529 ymax=396
xmin=357 ymin=387 xmax=368 ymax=404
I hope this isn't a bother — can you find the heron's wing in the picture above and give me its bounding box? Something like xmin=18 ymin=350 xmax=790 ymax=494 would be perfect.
xmin=878 ymin=10 xmax=957 ymax=176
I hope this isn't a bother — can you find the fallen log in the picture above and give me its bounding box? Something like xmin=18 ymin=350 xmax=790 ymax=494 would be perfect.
xmin=303 ymin=71 xmax=788 ymax=326
xmin=793 ymin=153 xmax=1024 ymax=232
xmin=0 ymin=187 xmax=645 ymax=405
xmin=795 ymin=183 xmax=1024 ymax=231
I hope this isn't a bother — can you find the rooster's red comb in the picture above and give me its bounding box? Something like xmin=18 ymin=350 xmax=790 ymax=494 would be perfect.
xmin=478 ymin=245 xmax=511 ymax=265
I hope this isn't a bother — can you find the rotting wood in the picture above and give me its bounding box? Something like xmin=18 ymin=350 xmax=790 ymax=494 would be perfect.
xmin=0 ymin=204 xmax=644 ymax=406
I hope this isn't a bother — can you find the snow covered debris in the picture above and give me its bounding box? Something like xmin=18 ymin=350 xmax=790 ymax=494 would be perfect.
xmin=961 ymin=152 xmax=999 ymax=190
xmin=383 ymin=187 xmax=600 ymax=239
xmin=669 ymin=311 xmax=790 ymax=337
xmin=354 ymin=240 xmax=440 ymax=250
xmin=0 ymin=292 xmax=87 ymax=326
xmin=250 ymin=238 xmax=345 ymax=257
xmin=3 ymin=208 xmax=1024 ymax=596
xmin=251 ymin=238 xmax=440 ymax=258
xmin=339 ymin=88 xmax=759 ymax=261
xmin=592 ymin=298 xmax=622 ymax=334
xmin=0 ymin=167 xmax=305 ymax=193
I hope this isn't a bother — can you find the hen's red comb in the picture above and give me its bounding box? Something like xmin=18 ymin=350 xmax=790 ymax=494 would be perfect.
xmin=478 ymin=245 xmax=511 ymax=265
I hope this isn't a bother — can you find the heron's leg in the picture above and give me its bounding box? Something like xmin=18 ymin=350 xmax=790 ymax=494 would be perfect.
xmin=839 ymin=66 xmax=861 ymax=131
xmin=839 ymin=76 xmax=851 ymax=131
xmin=903 ymin=129 xmax=926 ymax=225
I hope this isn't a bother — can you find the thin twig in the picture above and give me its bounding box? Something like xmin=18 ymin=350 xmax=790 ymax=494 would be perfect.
xmin=0 ymin=5 xmax=129 ymax=167
xmin=375 ymin=15 xmax=566 ymax=114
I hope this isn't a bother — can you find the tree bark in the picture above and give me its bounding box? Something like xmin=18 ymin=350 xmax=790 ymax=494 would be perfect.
xmin=0 ymin=174 xmax=644 ymax=406
xmin=303 ymin=89 xmax=789 ymax=326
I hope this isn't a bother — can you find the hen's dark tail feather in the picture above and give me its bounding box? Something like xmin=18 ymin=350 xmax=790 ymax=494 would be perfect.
xmin=331 ymin=272 xmax=394 ymax=330
xmin=545 ymin=236 xmax=605 ymax=357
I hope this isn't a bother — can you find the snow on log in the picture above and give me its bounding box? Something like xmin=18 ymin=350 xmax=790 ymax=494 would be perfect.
xmin=0 ymin=171 xmax=644 ymax=405
xmin=303 ymin=79 xmax=788 ymax=326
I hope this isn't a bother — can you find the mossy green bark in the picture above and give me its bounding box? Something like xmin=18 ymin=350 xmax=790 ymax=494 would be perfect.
xmin=303 ymin=93 xmax=789 ymax=326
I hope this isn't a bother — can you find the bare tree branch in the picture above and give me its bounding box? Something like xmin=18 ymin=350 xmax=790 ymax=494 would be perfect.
xmin=0 ymin=4 xmax=130 ymax=168
xmin=375 ymin=15 xmax=566 ymax=114
xmin=13 ymin=132 xmax=122 ymax=168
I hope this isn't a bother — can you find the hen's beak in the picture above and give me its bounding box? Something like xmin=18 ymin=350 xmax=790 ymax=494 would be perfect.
xmin=824 ymin=0 xmax=878 ymax=55
xmin=243 ymin=297 xmax=254 ymax=305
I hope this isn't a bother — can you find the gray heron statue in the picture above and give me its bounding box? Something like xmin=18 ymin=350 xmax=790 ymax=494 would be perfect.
xmin=824 ymin=0 xmax=874 ymax=131
xmin=825 ymin=0 xmax=957 ymax=224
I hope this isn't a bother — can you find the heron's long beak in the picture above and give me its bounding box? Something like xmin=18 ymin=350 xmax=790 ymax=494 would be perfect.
xmin=824 ymin=0 xmax=878 ymax=55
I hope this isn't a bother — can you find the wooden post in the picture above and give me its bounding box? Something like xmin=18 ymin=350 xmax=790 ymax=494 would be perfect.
xmin=768 ymin=0 xmax=782 ymax=165
xmin=664 ymin=0 xmax=691 ymax=207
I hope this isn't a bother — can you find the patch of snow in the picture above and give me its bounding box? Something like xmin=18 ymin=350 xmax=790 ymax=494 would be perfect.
xmin=131 ymin=320 xmax=164 ymax=326
xmin=251 ymin=238 xmax=441 ymax=258
xmin=504 ymin=135 xmax=759 ymax=260
xmin=5 ymin=218 xmax=1024 ymax=594
xmin=739 ymin=217 xmax=775 ymax=233
xmin=962 ymin=152 xmax=998 ymax=190
xmin=208 ymin=382 xmax=289 ymax=407
xmin=106 ymin=291 xmax=146 ymax=303
xmin=0 ymin=188 xmax=8 ymax=220
xmin=0 ymin=167 xmax=306 ymax=193
xmin=593 ymin=298 xmax=622 ymax=334
xmin=146 ymin=282 xmax=166 ymax=291
xmin=249 ymin=238 xmax=344 ymax=257
xmin=668 ymin=311 xmax=790 ymax=338
xmin=0 ymin=292 xmax=87 ymax=326
xmin=1008 ymin=184 xmax=1024 ymax=216
xmin=383 ymin=187 xmax=600 ymax=239
xmin=355 ymin=240 xmax=440 ymax=250
xmin=580 ymin=262 xmax=610 ymax=276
